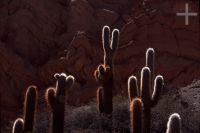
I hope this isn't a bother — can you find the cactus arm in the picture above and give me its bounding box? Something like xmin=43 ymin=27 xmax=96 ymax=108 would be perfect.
xmin=128 ymin=76 xmax=139 ymax=102
xmin=66 ymin=75 xmax=75 ymax=89
xmin=94 ymin=64 xmax=111 ymax=83
xmin=102 ymin=25 xmax=110 ymax=53
xmin=102 ymin=26 xmax=111 ymax=66
xmin=46 ymin=88 xmax=56 ymax=110
xmin=146 ymin=48 xmax=155 ymax=95
xmin=94 ymin=69 xmax=100 ymax=81
xmin=97 ymin=87 xmax=103 ymax=113
xmin=130 ymin=98 xmax=143 ymax=133
xmin=54 ymin=73 xmax=60 ymax=80
xmin=12 ymin=118 xmax=24 ymax=133
xmin=23 ymin=86 xmax=37 ymax=132
xmin=151 ymin=75 xmax=164 ymax=107
xmin=110 ymin=29 xmax=119 ymax=53
xmin=95 ymin=64 xmax=112 ymax=114
xmin=98 ymin=65 xmax=106 ymax=82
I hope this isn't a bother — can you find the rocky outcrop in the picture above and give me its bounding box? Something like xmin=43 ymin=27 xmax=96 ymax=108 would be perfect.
xmin=152 ymin=80 xmax=200 ymax=133
xmin=0 ymin=0 xmax=199 ymax=126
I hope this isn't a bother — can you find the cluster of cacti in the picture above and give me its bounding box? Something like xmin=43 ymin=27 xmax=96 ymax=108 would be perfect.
xmin=45 ymin=73 xmax=74 ymax=133
xmin=128 ymin=48 xmax=164 ymax=133
xmin=94 ymin=25 xmax=119 ymax=115
xmin=11 ymin=26 xmax=185 ymax=133
xmin=12 ymin=73 xmax=75 ymax=133
xmin=12 ymin=86 xmax=37 ymax=133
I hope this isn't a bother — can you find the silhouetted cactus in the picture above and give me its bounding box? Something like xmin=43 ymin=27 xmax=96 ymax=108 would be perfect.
xmin=102 ymin=26 xmax=119 ymax=68
xmin=46 ymin=73 xmax=74 ymax=133
xmin=94 ymin=25 xmax=119 ymax=115
xmin=130 ymin=98 xmax=144 ymax=133
xmin=12 ymin=86 xmax=37 ymax=133
xmin=142 ymin=67 xmax=164 ymax=133
xmin=127 ymin=48 xmax=164 ymax=133
xmin=166 ymin=113 xmax=181 ymax=133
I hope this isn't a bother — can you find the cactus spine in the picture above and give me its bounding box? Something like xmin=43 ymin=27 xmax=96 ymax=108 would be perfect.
xmin=12 ymin=86 xmax=37 ymax=133
xmin=166 ymin=113 xmax=181 ymax=133
xmin=94 ymin=25 xmax=119 ymax=115
xmin=130 ymin=98 xmax=144 ymax=133
xmin=128 ymin=48 xmax=164 ymax=133
xmin=46 ymin=73 xmax=74 ymax=133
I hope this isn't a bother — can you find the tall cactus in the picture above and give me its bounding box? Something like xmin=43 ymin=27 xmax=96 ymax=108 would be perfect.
xmin=166 ymin=113 xmax=181 ymax=133
xmin=127 ymin=48 xmax=164 ymax=133
xmin=130 ymin=98 xmax=144 ymax=133
xmin=12 ymin=86 xmax=37 ymax=133
xmin=141 ymin=67 xmax=163 ymax=133
xmin=45 ymin=73 xmax=74 ymax=133
xmin=94 ymin=25 xmax=119 ymax=115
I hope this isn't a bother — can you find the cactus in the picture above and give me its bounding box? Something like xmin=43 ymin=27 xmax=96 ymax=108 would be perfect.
xmin=166 ymin=113 xmax=181 ymax=133
xmin=142 ymin=67 xmax=164 ymax=133
xmin=45 ymin=73 xmax=74 ymax=133
xmin=127 ymin=48 xmax=164 ymax=133
xmin=130 ymin=98 xmax=144 ymax=133
xmin=94 ymin=25 xmax=119 ymax=115
xmin=12 ymin=86 xmax=37 ymax=133
xmin=128 ymin=67 xmax=163 ymax=133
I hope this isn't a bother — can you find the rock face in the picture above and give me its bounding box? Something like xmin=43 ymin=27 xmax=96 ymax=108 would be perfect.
xmin=152 ymin=80 xmax=200 ymax=133
xmin=0 ymin=0 xmax=199 ymax=126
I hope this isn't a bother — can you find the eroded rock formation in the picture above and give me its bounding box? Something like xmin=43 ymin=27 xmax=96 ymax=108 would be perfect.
xmin=0 ymin=0 xmax=199 ymax=125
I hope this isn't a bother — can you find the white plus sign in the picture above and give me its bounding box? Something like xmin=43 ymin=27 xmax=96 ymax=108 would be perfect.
xmin=176 ymin=3 xmax=198 ymax=25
